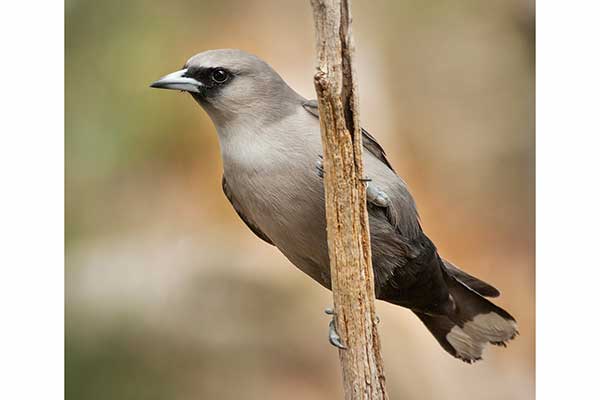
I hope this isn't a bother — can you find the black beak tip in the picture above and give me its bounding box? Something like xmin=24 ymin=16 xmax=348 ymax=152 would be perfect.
xmin=149 ymin=81 xmax=161 ymax=89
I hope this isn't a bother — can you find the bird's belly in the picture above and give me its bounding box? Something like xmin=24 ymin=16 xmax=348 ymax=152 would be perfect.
xmin=226 ymin=162 xmax=332 ymax=286
xmin=266 ymin=190 xmax=331 ymax=285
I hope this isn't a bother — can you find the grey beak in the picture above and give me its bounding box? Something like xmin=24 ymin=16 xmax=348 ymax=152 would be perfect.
xmin=149 ymin=68 xmax=203 ymax=93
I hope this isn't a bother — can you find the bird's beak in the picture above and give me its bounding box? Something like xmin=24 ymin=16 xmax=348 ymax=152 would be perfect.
xmin=149 ymin=68 xmax=203 ymax=93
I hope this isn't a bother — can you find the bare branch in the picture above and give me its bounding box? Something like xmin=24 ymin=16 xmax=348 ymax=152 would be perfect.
xmin=310 ymin=1 xmax=388 ymax=399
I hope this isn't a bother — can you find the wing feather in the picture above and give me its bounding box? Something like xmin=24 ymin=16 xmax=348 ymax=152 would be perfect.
xmin=302 ymin=99 xmax=395 ymax=172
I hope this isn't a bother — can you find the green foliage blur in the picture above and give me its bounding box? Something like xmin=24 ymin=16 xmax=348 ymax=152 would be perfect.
xmin=66 ymin=0 xmax=535 ymax=399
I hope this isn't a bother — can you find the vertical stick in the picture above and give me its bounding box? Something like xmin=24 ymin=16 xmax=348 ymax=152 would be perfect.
xmin=309 ymin=1 xmax=388 ymax=399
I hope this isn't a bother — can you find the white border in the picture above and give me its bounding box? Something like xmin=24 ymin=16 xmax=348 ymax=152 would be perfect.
xmin=0 ymin=1 xmax=64 ymax=399
xmin=537 ymin=1 xmax=600 ymax=399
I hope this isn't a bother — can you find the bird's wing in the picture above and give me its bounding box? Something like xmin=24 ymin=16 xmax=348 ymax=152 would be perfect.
xmin=222 ymin=176 xmax=274 ymax=245
xmin=302 ymin=99 xmax=396 ymax=173
xmin=442 ymin=258 xmax=500 ymax=298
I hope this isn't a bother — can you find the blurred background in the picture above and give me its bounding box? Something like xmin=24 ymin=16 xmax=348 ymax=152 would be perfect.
xmin=66 ymin=0 xmax=535 ymax=399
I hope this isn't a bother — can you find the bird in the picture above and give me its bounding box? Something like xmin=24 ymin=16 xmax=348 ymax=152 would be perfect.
xmin=150 ymin=49 xmax=518 ymax=363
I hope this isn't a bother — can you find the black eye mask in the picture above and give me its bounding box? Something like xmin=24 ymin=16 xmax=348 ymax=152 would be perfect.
xmin=184 ymin=67 xmax=234 ymax=93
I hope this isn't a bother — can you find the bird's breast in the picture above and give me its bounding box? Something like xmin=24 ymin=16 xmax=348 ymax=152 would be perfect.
xmin=221 ymin=130 xmax=330 ymax=279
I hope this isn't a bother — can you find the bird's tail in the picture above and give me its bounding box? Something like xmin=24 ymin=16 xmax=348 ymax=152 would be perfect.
xmin=414 ymin=274 xmax=518 ymax=363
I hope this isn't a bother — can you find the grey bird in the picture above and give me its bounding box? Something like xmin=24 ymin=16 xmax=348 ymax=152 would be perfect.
xmin=150 ymin=49 xmax=518 ymax=363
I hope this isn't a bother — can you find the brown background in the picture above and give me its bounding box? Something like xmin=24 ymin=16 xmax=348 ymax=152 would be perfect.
xmin=66 ymin=0 xmax=535 ymax=398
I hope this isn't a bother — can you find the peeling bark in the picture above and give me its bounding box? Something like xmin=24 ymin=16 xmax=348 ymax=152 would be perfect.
xmin=310 ymin=1 xmax=388 ymax=399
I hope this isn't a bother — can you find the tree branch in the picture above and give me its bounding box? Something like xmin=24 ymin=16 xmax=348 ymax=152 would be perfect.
xmin=309 ymin=1 xmax=388 ymax=399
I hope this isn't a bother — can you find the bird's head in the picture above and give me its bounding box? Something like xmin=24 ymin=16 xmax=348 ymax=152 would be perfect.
xmin=150 ymin=49 xmax=302 ymax=127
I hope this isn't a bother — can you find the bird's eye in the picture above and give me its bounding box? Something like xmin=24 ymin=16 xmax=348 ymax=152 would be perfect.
xmin=211 ymin=69 xmax=229 ymax=84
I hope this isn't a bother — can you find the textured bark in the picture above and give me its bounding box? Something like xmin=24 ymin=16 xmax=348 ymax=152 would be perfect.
xmin=310 ymin=1 xmax=388 ymax=399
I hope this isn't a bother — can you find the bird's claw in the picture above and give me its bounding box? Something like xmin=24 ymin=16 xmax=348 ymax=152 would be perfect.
xmin=325 ymin=308 xmax=346 ymax=349
xmin=317 ymin=159 xmax=390 ymax=210
xmin=329 ymin=320 xmax=346 ymax=349
xmin=316 ymin=156 xmax=324 ymax=178
xmin=366 ymin=183 xmax=391 ymax=208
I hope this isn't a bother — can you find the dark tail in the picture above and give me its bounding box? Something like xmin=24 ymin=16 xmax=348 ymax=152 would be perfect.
xmin=415 ymin=271 xmax=518 ymax=363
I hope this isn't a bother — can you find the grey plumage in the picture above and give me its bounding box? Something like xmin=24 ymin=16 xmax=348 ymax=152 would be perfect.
xmin=151 ymin=49 xmax=518 ymax=362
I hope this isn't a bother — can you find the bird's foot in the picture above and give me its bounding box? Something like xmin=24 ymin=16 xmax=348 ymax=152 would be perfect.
xmin=366 ymin=182 xmax=391 ymax=208
xmin=316 ymin=158 xmax=390 ymax=209
xmin=324 ymin=308 xmax=346 ymax=349
xmin=315 ymin=155 xmax=324 ymax=178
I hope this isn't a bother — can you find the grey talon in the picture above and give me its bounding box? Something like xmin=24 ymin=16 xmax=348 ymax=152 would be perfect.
xmin=374 ymin=192 xmax=391 ymax=207
xmin=328 ymin=319 xmax=347 ymax=349
xmin=324 ymin=308 xmax=346 ymax=349
xmin=315 ymin=157 xmax=324 ymax=178
xmin=366 ymin=184 xmax=391 ymax=207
